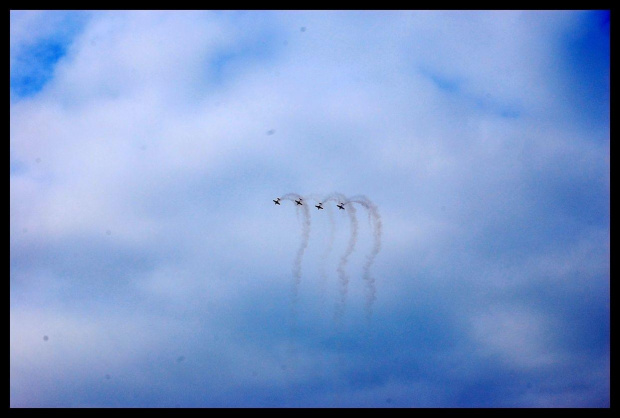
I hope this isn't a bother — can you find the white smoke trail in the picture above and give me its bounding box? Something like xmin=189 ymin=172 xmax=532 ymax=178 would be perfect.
xmin=347 ymin=195 xmax=382 ymax=322
xmin=323 ymin=192 xmax=358 ymax=322
xmin=319 ymin=203 xmax=336 ymax=312
xmin=280 ymin=193 xmax=311 ymax=302
xmin=279 ymin=193 xmax=312 ymax=390
xmin=298 ymin=192 xmax=336 ymax=314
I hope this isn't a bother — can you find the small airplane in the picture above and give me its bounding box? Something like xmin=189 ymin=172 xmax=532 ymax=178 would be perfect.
xmin=337 ymin=203 xmax=345 ymax=210
xmin=295 ymin=198 xmax=303 ymax=205
xmin=315 ymin=202 xmax=324 ymax=210
xmin=273 ymin=198 xmax=281 ymax=205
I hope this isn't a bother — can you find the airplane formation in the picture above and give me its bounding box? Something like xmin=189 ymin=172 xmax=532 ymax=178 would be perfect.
xmin=273 ymin=197 xmax=345 ymax=210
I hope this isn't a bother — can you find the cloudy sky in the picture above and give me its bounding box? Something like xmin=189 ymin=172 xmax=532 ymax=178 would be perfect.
xmin=10 ymin=10 xmax=609 ymax=408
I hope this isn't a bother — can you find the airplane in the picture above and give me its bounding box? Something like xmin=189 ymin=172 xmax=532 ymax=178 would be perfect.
xmin=295 ymin=198 xmax=303 ymax=205
xmin=315 ymin=202 xmax=324 ymax=210
xmin=337 ymin=203 xmax=345 ymax=210
xmin=273 ymin=198 xmax=281 ymax=205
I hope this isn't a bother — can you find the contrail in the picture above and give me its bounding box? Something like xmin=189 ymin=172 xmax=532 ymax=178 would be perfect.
xmin=323 ymin=192 xmax=358 ymax=322
xmin=347 ymin=195 xmax=382 ymax=322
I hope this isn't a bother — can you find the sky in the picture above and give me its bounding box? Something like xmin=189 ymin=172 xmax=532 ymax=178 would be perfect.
xmin=10 ymin=10 xmax=609 ymax=408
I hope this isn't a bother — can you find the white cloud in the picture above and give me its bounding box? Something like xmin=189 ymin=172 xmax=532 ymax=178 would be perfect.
xmin=469 ymin=305 xmax=563 ymax=370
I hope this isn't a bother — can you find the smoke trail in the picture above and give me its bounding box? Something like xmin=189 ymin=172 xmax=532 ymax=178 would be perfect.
xmin=323 ymin=192 xmax=358 ymax=322
xmin=296 ymin=192 xmax=335 ymax=312
xmin=319 ymin=203 xmax=336 ymax=312
xmin=279 ymin=193 xmax=311 ymax=391
xmin=347 ymin=195 xmax=382 ymax=322
xmin=280 ymin=193 xmax=311 ymax=302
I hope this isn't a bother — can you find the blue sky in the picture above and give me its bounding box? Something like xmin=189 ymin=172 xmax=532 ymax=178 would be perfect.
xmin=10 ymin=10 xmax=609 ymax=407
